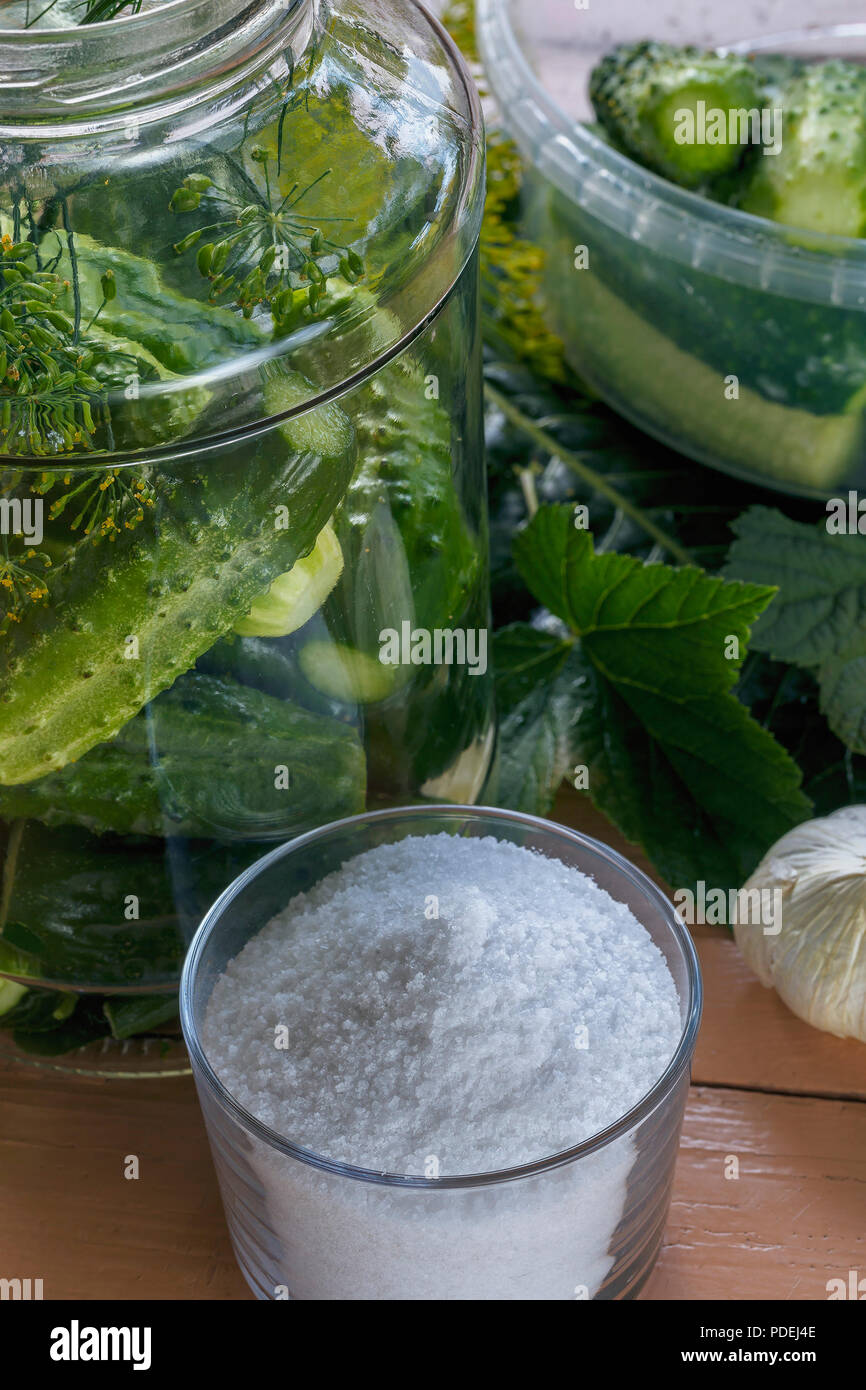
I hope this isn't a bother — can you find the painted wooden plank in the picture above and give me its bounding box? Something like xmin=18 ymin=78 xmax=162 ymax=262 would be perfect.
xmin=0 ymin=1066 xmax=248 ymax=1301
xmin=692 ymin=932 xmax=866 ymax=1101
xmin=645 ymin=1086 xmax=866 ymax=1301
xmin=2 ymin=1066 xmax=863 ymax=1301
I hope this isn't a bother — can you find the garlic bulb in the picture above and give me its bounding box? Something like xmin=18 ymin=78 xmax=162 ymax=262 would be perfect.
xmin=734 ymin=805 xmax=866 ymax=1042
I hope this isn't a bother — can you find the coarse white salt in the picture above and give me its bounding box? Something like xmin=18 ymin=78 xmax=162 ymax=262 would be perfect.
xmin=203 ymin=834 xmax=681 ymax=1173
xmin=200 ymin=833 xmax=686 ymax=1299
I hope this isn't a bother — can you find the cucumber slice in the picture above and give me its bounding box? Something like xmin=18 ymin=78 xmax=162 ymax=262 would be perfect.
xmin=0 ymin=978 xmax=27 ymax=1017
xmin=234 ymin=521 xmax=344 ymax=638
xmin=298 ymin=639 xmax=397 ymax=704
xmin=589 ymin=42 xmax=762 ymax=189
xmin=419 ymin=726 xmax=496 ymax=803
xmin=740 ymin=61 xmax=866 ymax=238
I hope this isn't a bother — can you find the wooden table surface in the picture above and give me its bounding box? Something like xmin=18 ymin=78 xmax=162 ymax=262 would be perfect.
xmin=2 ymin=788 xmax=864 ymax=1301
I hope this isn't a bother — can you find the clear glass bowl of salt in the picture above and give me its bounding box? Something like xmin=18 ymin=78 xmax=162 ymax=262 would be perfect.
xmin=180 ymin=805 xmax=702 ymax=1301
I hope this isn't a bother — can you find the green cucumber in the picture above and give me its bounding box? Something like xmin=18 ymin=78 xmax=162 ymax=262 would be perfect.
xmin=10 ymin=998 xmax=110 ymax=1056
xmin=0 ymin=369 xmax=356 ymax=785
xmin=335 ymin=353 xmax=481 ymax=640
xmin=0 ymin=987 xmax=74 ymax=1032
xmin=83 ymin=319 xmax=212 ymax=450
xmin=0 ymin=822 xmax=266 ymax=988
xmin=196 ymin=632 xmax=355 ymax=721
xmin=419 ymin=726 xmax=495 ymax=803
xmin=296 ymin=286 xmax=482 ymax=644
xmin=0 ymin=672 xmax=366 ymax=839
xmin=589 ymin=41 xmax=763 ymax=189
xmin=0 ymin=985 xmax=112 ymax=1056
xmin=197 ymin=634 xmax=304 ymax=701
xmin=740 ymin=60 xmax=866 ymax=237
xmin=56 ymin=229 xmax=266 ymax=377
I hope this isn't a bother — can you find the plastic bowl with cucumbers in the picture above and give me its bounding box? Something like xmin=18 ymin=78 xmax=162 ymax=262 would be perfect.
xmin=477 ymin=0 xmax=866 ymax=497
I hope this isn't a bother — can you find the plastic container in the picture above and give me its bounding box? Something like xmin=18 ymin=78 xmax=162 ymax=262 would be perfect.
xmin=477 ymin=0 xmax=866 ymax=497
xmin=180 ymin=805 xmax=703 ymax=1301
xmin=0 ymin=0 xmax=491 ymax=1055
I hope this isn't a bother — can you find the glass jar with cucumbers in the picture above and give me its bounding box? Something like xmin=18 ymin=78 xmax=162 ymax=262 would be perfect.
xmin=0 ymin=0 xmax=490 ymax=1064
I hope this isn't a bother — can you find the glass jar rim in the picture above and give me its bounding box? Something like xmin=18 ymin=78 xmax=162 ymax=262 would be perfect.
xmin=0 ymin=0 xmax=299 ymax=39
xmin=180 ymin=804 xmax=703 ymax=1191
xmin=0 ymin=0 xmax=310 ymax=120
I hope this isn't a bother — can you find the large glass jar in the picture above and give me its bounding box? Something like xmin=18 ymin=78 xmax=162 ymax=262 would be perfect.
xmin=0 ymin=0 xmax=490 ymax=1051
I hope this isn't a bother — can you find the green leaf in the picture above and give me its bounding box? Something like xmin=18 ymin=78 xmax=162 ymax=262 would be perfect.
xmin=735 ymin=656 xmax=866 ymax=817
xmin=565 ymin=651 xmax=793 ymax=886
xmin=514 ymin=505 xmax=777 ymax=693
xmin=512 ymin=505 xmax=811 ymax=886
xmin=103 ymin=994 xmax=179 ymax=1041
xmin=820 ymin=654 xmax=866 ymax=753
xmin=491 ymin=625 xmax=581 ymax=814
xmin=494 ymin=622 xmax=575 ymax=709
xmin=725 ymin=506 xmax=866 ymax=754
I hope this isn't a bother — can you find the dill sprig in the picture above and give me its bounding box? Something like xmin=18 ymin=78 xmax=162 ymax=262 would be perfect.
xmin=0 ymin=535 xmax=51 ymax=635
xmin=1 ymin=203 xmax=159 ymax=556
xmin=0 ymin=460 xmax=157 ymax=631
xmin=0 ymin=205 xmax=150 ymax=460
xmin=39 ymin=466 xmax=157 ymax=542
xmin=169 ymin=154 xmax=363 ymax=337
xmin=0 ymin=232 xmax=106 ymax=456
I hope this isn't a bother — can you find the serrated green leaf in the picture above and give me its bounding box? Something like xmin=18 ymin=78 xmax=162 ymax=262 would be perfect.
xmin=493 ymin=623 xmax=574 ymax=709
xmin=819 ymin=652 xmax=866 ymax=752
xmin=514 ymin=505 xmax=777 ymax=694
xmin=491 ymin=624 xmax=582 ymax=815
xmin=566 ymin=651 xmax=794 ymax=886
xmin=725 ymin=506 xmax=866 ymax=753
xmin=511 ymin=506 xmax=811 ymax=886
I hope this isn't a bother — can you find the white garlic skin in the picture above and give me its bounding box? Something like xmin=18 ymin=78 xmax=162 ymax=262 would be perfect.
xmin=734 ymin=805 xmax=866 ymax=1042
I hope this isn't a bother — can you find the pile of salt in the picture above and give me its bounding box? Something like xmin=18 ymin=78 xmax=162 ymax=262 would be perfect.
xmin=203 ymin=833 xmax=682 ymax=1298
